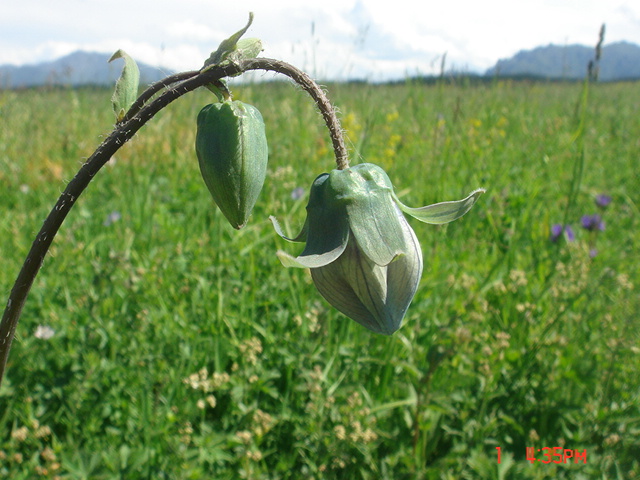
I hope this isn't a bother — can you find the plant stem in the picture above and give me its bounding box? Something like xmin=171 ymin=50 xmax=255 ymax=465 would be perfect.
xmin=120 ymin=70 xmax=200 ymax=124
xmin=240 ymin=58 xmax=349 ymax=169
xmin=0 ymin=58 xmax=347 ymax=386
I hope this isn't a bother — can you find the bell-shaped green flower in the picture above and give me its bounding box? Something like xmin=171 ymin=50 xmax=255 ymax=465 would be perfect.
xmin=271 ymin=163 xmax=484 ymax=335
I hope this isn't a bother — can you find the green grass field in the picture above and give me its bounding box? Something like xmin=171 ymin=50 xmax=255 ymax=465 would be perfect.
xmin=0 ymin=77 xmax=638 ymax=479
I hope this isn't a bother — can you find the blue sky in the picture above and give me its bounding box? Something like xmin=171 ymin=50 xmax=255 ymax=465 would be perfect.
xmin=1 ymin=0 xmax=639 ymax=81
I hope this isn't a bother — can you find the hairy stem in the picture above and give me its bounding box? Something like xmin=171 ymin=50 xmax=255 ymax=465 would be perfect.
xmin=120 ymin=70 xmax=200 ymax=124
xmin=240 ymin=58 xmax=349 ymax=169
xmin=0 ymin=58 xmax=347 ymax=386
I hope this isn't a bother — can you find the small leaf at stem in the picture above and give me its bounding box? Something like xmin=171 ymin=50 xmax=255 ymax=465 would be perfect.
xmin=227 ymin=38 xmax=263 ymax=65
xmin=204 ymin=80 xmax=232 ymax=102
xmin=203 ymin=12 xmax=255 ymax=68
xmin=109 ymin=49 xmax=140 ymax=123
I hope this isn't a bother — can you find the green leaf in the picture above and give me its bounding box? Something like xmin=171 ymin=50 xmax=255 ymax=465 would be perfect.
xmin=204 ymin=80 xmax=231 ymax=102
xmin=397 ymin=188 xmax=486 ymax=224
xmin=109 ymin=49 xmax=140 ymax=123
xmin=497 ymin=451 xmax=515 ymax=480
xmin=203 ymin=12 xmax=256 ymax=68
xmin=227 ymin=38 xmax=263 ymax=64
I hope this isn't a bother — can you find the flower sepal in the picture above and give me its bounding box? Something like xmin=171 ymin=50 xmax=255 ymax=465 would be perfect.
xmin=395 ymin=188 xmax=486 ymax=224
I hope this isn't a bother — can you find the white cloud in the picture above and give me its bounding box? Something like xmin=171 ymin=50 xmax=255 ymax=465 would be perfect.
xmin=1 ymin=0 xmax=639 ymax=80
xmin=165 ymin=20 xmax=220 ymax=42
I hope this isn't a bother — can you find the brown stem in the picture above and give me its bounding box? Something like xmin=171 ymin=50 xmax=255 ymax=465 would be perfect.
xmin=119 ymin=70 xmax=200 ymax=124
xmin=0 ymin=58 xmax=348 ymax=386
xmin=240 ymin=58 xmax=349 ymax=169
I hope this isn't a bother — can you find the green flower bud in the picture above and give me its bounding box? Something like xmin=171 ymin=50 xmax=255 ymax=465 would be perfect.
xmin=196 ymin=100 xmax=268 ymax=229
xmin=271 ymin=163 xmax=484 ymax=335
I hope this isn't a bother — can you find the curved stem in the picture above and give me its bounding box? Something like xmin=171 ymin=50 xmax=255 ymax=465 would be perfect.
xmin=0 ymin=58 xmax=347 ymax=386
xmin=0 ymin=66 xmax=225 ymax=385
xmin=240 ymin=58 xmax=349 ymax=169
xmin=127 ymin=59 xmax=350 ymax=167
xmin=120 ymin=70 xmax=200 ymax=124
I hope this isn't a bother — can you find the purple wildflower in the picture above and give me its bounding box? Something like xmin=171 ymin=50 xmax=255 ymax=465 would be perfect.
xmin=550 ymin=224 xmax=563 ymax=242
xmin=565 ymin=225 xmax=576 ymax=242
xmin=595 ymin=194 xmax=612 ymax=209
xmin=581 ymin=214 xmax=605 ymax=232
xmin=550 ymin=224 xmax=575 ymax=243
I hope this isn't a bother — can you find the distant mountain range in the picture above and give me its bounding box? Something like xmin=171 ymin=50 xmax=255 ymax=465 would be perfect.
xmin=1 ymin=41 xmax=639 ymax=88
xmin=486 ymin=41 xmax=640 ymax=80
xmin=0 ymin=51 xmax=172 ymax=89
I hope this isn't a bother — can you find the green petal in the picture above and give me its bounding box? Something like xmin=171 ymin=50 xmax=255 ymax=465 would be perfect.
xmin=286 ymin=212 xmax=349 ymax=268
xmin=311 ymin=221 xmax=422 ymax=335
xmin=347 ymin=190 xmax=410 ymax=266
xmin=273 ymin=219 xmax=348 ymax=268
xmin=271 ymin=216 xmax=345 ymax=268
xmin=269 ymin=215 xmax=307 ymax=243
xmin=384 ymin=223 xmax=423 ymax=330
xmin=311 ymin=248 xmax=385 ymax=329
xmin=276 ymin=242 xmax=346 ymax=269
xmin=271 ymin=172 xmax=350 ymax=269
xmin=396 ymin=188 xmax=485 ymax=224
xmin=328 ymin=164 xmax=408 ymax=266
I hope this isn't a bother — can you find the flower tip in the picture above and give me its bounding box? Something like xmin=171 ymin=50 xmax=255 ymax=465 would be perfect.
xmin=269 ymin=215 xmax=289 ymax=237
xmin=399 ymin=187 xmax=486 ymax=225
xmin=275 ymin=250 xmax=300 ymax=268
xmin=268 ymin=215 xmax=281 ymax=231
xmin=581 ymin=214 xmax=605 ymax=231
xmin=375 ymin=322 xmax=401 ymax=336
xmin=595 ymin=194 xmax=612 ymax=208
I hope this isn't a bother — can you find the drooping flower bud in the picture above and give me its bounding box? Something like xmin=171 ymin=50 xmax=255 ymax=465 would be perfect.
xmin=196 ymin=100 xmax=268 ymax=229
xmin=271 ymin=163 xmax=484 ymax=335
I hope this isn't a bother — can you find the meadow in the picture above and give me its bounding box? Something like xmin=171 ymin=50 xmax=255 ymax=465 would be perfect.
xmin=0 ymin=76 xmax=638 ymax=479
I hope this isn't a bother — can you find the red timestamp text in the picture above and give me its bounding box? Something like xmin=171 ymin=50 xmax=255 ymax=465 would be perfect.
xmin=495 ymin=447 xmax=587 ymax=464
